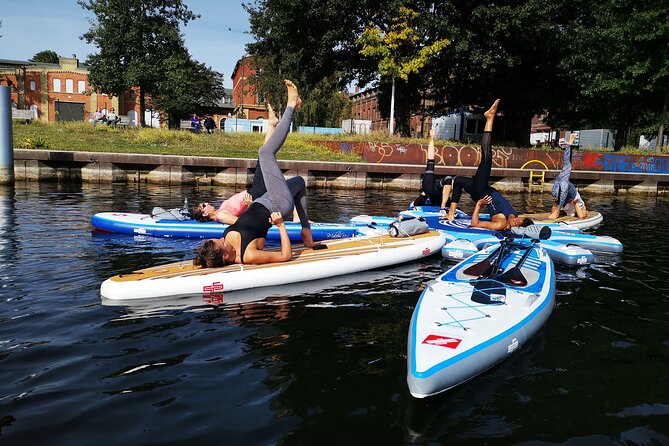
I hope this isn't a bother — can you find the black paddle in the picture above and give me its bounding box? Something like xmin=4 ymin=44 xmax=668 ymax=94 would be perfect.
xmin=497 ymin=240 xmax=539 ymax=286
xmin=463 ymin=242 xmax=506 ymax=277
xmin=471 ymin=278 xmax=507 ymax=304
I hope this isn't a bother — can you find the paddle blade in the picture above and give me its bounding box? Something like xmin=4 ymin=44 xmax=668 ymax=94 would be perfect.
xmin=497 ymin=267 xmax=527 ymax=286
xmin=463 ymin=245 xmax=502 ymax=276
xmin=463 ymin=259 xmax=493 ymax=277
xmin=471 ymin=279 xmax=507 ymax=304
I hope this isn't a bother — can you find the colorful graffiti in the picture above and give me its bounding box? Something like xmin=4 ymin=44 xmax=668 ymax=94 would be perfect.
xmin=595 ymin=153 xmax=669 ymax=174
xmin=320 ymin=140 xmax=669 ymax=174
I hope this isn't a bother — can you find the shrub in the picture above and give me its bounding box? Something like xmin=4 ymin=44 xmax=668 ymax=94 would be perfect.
xmin=23 ymin=136 xmax=49 ymax=149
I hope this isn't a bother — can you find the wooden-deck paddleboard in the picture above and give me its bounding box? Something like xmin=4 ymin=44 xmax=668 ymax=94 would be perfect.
xmin=101 ymin=231 xmax=446 ymax=300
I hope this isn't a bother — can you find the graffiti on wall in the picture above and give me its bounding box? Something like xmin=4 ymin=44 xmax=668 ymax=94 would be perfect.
xmin=322 ymin=140 xmax=669 ymax=174
xmin=593 ymin=153 xmax=669 ymax=174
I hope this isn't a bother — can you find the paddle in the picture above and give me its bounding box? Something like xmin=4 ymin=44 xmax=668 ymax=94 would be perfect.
xmin=497 ymin=240 xmax=538 ymax=286
xmin=463 ymin=242 xmax=506 ymax=277
xmin=471 ymin=278 xmax=507 ymax=304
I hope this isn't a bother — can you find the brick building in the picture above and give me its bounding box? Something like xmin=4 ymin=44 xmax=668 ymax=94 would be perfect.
xmin=349 ymin=87 xmax=433 ymax=137
xmin=0 ymin=57 xmax=143 ymax=126
xmin=230 ymin=56 xmax=268 ymax=121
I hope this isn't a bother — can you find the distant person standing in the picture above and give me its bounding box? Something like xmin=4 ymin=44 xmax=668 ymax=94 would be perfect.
xmin=203 ymin=115 xmax=216 ymax=133
xmin=191 ymin=114 xmax=201 ymax=134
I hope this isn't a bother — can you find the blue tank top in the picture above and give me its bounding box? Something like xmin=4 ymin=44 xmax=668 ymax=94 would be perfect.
xmin=223 ymin=202 xmax=271 ymax=262
xmin=487 ymin=190 xmax=518 ymax=219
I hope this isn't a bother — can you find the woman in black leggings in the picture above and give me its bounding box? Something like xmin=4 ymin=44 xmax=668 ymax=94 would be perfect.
xmin=194 ymin=80 xmax=315 ymax=267
xmin=445 ymin=99 xmax=533 ymax=230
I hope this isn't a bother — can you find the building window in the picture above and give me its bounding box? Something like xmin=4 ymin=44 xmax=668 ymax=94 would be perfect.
xmin=53 ymin=79 xmax=61 ymax=92
xmin=30 ymin=81 xmax=36 ymax=91
xmin=78 ymin=80 xmax=86 ymax=94
xmin=65 ymin=79 xmax=74 ymax=93
xmin=465 ymin=118 xmax=482 ymax=135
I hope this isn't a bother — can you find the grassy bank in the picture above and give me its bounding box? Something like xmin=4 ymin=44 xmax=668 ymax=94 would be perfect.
xmin=12 ymin=121 xmax=366 ymax=162
xmin=12 ymin=121 xmax=665 ymax=157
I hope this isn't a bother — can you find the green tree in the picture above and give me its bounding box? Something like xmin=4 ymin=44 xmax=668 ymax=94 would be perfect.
xmin=79 ymin=0 xmax=219 ymax=127
xmin=566 ymin=0 xmax=669 ymax=150
xmin=358 ymin=5 xmax=449 ymax=135
xmin=295 ymin=74 xmax=352 ymax=128
xmin=151 ymin=55 xmax=225 ymax=128
xmin=30 ymin=50 xmax=60 ymax=64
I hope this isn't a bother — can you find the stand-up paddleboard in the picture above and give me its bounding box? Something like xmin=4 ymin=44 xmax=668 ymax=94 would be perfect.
xmin=402 ymin=208 xmax=601 ymax=231
xmin=408 ymin=238 xmax=556 ymax=398
xmin=440 ymin=231 xmax=594 ymax=266
xmin=436 ymin=219 xmax=622 ymax=253
xmin=350 ymin=214 xmax=582 ymax=233
xmin=101 ymin=231 xmax=446 ymax=300
xmin=356 ymin=223 xmax=594 ymax=266
xmin=102 ymin=262 xmax=433 ymax=318
xmin=91 ymin=212 xmax=360 ymax=242
xmin=408 ymin=206 xmax=603 ymax=231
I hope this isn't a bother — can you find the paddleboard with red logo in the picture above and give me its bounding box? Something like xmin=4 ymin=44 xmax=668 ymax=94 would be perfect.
xmin=407 ymin=240 xmax=556 ymax=398
xmin=101 ymin=231 xmax=445 ymax=300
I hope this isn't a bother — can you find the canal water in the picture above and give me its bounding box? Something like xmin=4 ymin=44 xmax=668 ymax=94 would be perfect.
xmin=0 ymin=182 xmax=667 ymax=445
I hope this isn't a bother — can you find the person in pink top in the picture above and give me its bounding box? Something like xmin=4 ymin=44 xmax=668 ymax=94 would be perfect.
xmin=194 ymin=191 xmax=253 ymax=225
xmin=192 ymin=103 xmax=300 ymax=225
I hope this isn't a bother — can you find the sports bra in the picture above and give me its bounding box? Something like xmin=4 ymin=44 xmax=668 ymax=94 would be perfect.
xmin=223 ymin=203 xmax=271 ymax=262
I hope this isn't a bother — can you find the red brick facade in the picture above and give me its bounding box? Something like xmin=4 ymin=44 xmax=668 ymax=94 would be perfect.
xmin=0 ymin=57 xmax=142 ymax=125
xmin=230 ymin=56 xmax=268 ymax=120
xmin=349 ymin=87 xmax=433 ymax=137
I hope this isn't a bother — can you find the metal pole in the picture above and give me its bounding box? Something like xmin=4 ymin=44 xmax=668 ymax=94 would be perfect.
xmin=0 ymin=86 xmax=15 ymax=185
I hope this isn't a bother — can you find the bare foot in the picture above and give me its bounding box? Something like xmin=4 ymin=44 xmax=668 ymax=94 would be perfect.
xmin=285 ymin=79 xmax=302 ymax=110
xmin=267 ymin=103 xmax=279 ymax=127
xmin=484 ymin=99 xmax=500 ymax=120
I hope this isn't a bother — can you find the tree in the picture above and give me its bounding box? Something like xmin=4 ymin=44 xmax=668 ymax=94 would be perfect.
xmin=151 ymin=55 xmax=225 ymax=128
xmin=551 ymin=0 xmax=669 ymax=150
xmin=357 ymin=6 xmax=449 ymax=135
xmin=294 ymin=74 xmax=352 ymax=128
xmin=79 ymin=0 xmax=219 ymax=127
xmin=30 ymin=50 xmax=60 ymax=64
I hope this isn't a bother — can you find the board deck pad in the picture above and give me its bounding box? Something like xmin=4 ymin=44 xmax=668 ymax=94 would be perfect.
xmin=101 ymin=231 xmax=446 ymax=300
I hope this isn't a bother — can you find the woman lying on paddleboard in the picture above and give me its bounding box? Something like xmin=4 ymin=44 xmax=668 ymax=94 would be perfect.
xmin=193 ymin=80 xmax=315 ymax=267
xmin=444 ymin=99 xmax=534 ymax=231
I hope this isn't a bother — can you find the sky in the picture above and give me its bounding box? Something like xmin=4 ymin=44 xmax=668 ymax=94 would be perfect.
xmin=0 ymin=0 xmax=253 ymax=88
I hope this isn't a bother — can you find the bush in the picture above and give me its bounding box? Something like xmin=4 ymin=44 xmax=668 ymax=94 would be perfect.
xmin=22 ymin=136 xmax=49 ymax=149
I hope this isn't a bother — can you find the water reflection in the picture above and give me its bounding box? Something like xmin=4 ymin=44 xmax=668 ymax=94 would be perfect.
xmin=1 ymin=183 xmax=668 ymax=445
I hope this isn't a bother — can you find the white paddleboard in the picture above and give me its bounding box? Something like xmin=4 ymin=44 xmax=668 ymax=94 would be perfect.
xmin=101 ymin=231 xmax=446 ymax=300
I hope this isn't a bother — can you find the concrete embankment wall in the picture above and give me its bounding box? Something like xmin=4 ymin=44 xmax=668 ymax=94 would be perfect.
xmin=12 ymin=149 xmax=669 ymax=195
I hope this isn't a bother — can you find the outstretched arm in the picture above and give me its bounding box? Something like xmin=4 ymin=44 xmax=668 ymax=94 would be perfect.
xmin=470 ymin=196 xmax=507 ymax=230
xmin=214 ymin=210 xmax=239 ymax=225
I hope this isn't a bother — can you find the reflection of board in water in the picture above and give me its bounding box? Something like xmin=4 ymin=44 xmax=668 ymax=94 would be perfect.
xmin=101 ymin=231 xmax=446 ymax=301
xmin=101 ymin=260 xmax=442 ymax=320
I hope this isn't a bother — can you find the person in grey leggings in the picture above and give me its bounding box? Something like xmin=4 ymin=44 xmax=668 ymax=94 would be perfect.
xmin=548 ymin=133 xmax=587 ymax=219
xmin=194 ymin=80 xmax=316 ymax=267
